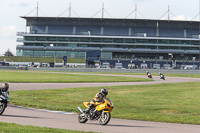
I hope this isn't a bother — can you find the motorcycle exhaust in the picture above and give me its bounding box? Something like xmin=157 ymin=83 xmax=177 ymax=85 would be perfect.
xmin=77 ymin=107 xmax=84 ymax=113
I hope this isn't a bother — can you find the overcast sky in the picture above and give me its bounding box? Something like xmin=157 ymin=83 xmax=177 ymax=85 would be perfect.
xmin=0 ymin=0 xmax=200 ymax=56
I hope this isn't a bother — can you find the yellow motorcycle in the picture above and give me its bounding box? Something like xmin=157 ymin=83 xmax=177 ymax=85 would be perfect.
xmin=77 ymin=98 xmax=114 ymax=125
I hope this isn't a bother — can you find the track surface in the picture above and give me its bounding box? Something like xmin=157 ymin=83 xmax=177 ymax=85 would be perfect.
xmin=1 ymin=74 xmax=200 ymax=133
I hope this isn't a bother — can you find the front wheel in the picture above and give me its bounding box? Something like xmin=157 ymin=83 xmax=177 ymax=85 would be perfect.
xmin=0 ymin=102 xmax=6 ymax=115
xmin=99 ymin=112 xmax=111 ymax=125
xmin=78 ymin=113 xmax=88 ymax=123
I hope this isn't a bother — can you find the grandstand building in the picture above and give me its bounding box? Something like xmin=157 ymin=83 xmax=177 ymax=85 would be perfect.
xmin=17 ymin=17 xmax=200 ymax=69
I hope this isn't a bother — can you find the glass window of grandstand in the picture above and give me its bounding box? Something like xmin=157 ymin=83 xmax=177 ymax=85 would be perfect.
xmin=80 ymin=38 xmax=90 ymax=42
xmin=191 ymin=41 xmax=200 ymax=45
xmin=79 ymin=44 xmax=89 ymax=47
xmin=103 ymin=44 xmax=115 ymax=48
xmin=36 ymin=37 xmax=46 ymax=41
xmin=66 ymin=51 xmax=85 ymax=58
xmin=56 ymin=51 xmax=68 ymax=57
xmin=91 ymin=44 xmax=100 ymax=47
xmin=101 ymin=52 xmax=112 ymax=59
xmin=125 ymin=39 xmax=136 ymax=43
xmin=136 ymin=39 xmax=148 ymax=43
xmin=158 ymin=39 xmax=169 ymax=44
xmin=169 ymin=40 xmax=179 ymax=44
xmin=23 ymin=50 xmax=34 ymax=56
xmin=58 ymin=37 xmax=69 ymax=42
xmin=148 ymin=39 xmax=157 ymax=44
xmin=78 ymin=52 xmax=86 ymax=58
xmin=24 ymin=36 xmax=35 ymax=41
xmin=45 ymin=51 xmax=56 ymax=57
xmin=68 ymin=44 xmax=77 ymax=47
xmin=180 ymin=40 xmax=190 ymax=45
xmin=54 ymin=43 xmax=67 ymax=47
xmin=47 ymin=37 xmax=57 ymax=41
xmin=102 ymin=38 xmax=112 ymax=43
xmin=180 ymin=47 xmax=189 ymax=50
xmin=33 ymin=51 xmax=45 ymax=57
xmin=191 ymin=47 xmax=199 ymax=50
xmin=91 ymin=38 xmax=101 ymax=42
xmin=17 ymin=49 xmax=23 ymax=56
xmin=147 ymin=46 xmax=157 ymax=49
xmin=113 ymin=38 xmax=124 ymax=43
xmin=35 ymin=43 xmax=44 ymax=46
xmin=158 ymin=46 xmax=168 ymax=49
xmin=135 ymin=46 xmax=147 ymax=49
xmin=69 ymin=37 xmax=79 ymax=42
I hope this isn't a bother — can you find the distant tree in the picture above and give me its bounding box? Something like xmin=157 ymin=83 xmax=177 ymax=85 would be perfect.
xmin=4 ymin=49 xmax=14 ymax=56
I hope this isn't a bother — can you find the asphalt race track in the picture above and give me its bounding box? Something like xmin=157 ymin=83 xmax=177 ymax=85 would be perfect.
xmin=1 ymin=74 xmax=200 ymax=133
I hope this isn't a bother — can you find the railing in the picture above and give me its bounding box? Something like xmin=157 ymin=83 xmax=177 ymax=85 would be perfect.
xmin=17 ymin=31 xmax=200 ymax=39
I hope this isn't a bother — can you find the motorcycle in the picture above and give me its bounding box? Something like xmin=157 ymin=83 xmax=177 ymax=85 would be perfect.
xmin=0 ymin=91 xmax=10 ymax=115
xmin=147 ymin=72 xmax=152 ymax=79
xmin=77 ymin=98 xmax=114 ymax=125
xmin=159 ymin=74 xmax=165 ymax=80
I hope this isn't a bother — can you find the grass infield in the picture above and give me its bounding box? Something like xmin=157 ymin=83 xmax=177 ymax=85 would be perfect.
xmin=0 ymin=71 xmax=150 ymax=83
xmin=0 ymin=122 xmax=94 ymax=133
xmin=10 ymin=82 xmax=200 ymax=125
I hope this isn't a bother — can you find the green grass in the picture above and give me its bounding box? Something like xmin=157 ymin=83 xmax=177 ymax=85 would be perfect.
xmin=0 ymin=71 xmax=150 ymax=83
xmin=10 ymin=82 xmax=200 ymax=124
xmin=0 ymin=122 xmax=94 ymax=133
xmin=0 ymin=56 xmax=85 ymax=63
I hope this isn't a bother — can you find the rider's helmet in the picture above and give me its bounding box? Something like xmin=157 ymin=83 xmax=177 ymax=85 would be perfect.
xmin=101 ymin=88 xmax=108 ymax=96
xmin=2 ymin=83 xmax=9 ymax=92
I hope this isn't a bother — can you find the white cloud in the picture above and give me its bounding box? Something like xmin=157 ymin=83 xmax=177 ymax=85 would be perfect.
xmin=172 ymin=15 xmax=185 ymax=20
xmin=1 ymin=25 xmax=16 ymax=38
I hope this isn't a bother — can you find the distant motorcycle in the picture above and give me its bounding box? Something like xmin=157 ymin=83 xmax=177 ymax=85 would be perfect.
xmin=147 ymin=72 xmax=152 ymax=79
xmin=159 ymin=73 xmax=165 ymax=80
xmin=0 ymin=91 xmax=10 ymax=115
xmin=77 ymin=98 xmax=114 ymax=125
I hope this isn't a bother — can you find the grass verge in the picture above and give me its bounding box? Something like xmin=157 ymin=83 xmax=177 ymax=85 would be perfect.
xmin=0 ymin=71 xmax=150 ymax=83
xmin=0 ymin=122 xmax=94 ymax=133
xmin=10 ymin=82 xmax=200 ymax=124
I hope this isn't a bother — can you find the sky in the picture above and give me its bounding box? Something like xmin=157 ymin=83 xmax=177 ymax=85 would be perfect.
xmin=0 ymin=0 xmax=200 ymax=56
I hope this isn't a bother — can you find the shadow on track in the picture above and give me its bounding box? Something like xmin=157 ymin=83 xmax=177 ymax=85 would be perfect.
xmin=85 ymin=122 xmax=151 ymax=128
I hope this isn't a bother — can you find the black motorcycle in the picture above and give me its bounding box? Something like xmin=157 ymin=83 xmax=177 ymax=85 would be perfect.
xmin=159 ymin=73 xmax=165 ymax=80
xmin=0 ymin=91 xmax=10 ymax=115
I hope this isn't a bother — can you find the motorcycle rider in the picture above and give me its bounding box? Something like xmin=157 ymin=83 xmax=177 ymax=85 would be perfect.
xmin=0 ymin=83 xmax=9 ymax=95
xmin=85 ymin=88 xmax=108 ymax=113
xmin=159 ymin=72 xmax=165 ymax=80
xmin=146 ymin=71 xmax=151 ymax=78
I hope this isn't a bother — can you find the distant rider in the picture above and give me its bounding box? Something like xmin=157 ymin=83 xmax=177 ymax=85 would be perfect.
xmin=159 ymin=72 xmax=165 ymax=80
xmin=0 ymin=83 xmax=9 ymax=95
xmin=85 ymin=88 xmax=108 ymax=113
xmin=146 ymin=71 xmax=151 ymax=78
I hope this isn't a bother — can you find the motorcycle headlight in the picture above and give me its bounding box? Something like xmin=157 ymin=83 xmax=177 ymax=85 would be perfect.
xmin=107 ymin=104 xmax=111 ymax=107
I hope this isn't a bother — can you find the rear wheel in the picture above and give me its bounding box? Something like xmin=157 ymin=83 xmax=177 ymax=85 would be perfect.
xmin=0 ymin=102 xmax=6 ymax=115
xmin=99 ymin=112 xmax=111 ymax=125
xmin=78 ymin=113 xmax=88 ymax=123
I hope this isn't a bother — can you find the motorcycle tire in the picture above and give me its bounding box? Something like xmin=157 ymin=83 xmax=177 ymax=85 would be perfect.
xmin=99 ymin=112 xmax=111 ymax=125
xmin=78 ymin=113 xmax=88 ymax=123
xmin=0 ymin=102 xmax=6 ymax=115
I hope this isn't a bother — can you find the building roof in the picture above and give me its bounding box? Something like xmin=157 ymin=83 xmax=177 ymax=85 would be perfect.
xmin=21 ymin=16 xmax=200 ymax=28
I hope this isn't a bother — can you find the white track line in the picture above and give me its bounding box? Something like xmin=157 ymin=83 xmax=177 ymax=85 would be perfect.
xmin=8 ymin=105 xmax=76 ymax=115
